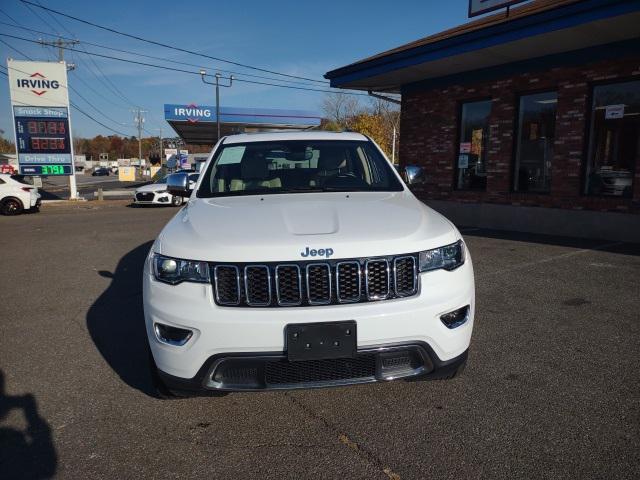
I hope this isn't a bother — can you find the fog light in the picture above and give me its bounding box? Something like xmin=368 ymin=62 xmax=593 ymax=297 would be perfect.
xmin=154 ymin=323 xmax=193 ymax=346
xmin=440 ymin=306 xmax=469 ymax=329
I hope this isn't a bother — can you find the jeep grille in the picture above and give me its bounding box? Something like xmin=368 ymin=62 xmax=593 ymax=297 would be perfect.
xmin=211 ymin=255 xmax=418 ymax=307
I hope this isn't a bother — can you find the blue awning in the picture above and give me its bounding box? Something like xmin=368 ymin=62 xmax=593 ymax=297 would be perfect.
xmin=325 ymin=0 xmax=640 ymax=92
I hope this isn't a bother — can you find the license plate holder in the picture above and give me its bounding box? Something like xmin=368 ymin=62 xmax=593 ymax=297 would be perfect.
xmin=286 ymin=321 xmax=356 ymax=362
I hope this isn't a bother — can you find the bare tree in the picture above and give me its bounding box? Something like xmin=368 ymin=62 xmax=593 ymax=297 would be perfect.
xmin=367 ymin=97 xmax=401 ymax=161
xmin=321 ymin=93 xmax=361 ymax=128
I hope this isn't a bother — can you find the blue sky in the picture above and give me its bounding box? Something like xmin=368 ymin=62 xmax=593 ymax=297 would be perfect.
xmin=1 ymin=0 xmax=475 ymax=139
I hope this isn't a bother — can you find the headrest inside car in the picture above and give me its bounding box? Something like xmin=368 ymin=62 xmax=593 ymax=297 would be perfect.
xmin=241 ymin=152 xmax=269 ymax=180
xmin=318 ymin=147 xmax=347 ymax=171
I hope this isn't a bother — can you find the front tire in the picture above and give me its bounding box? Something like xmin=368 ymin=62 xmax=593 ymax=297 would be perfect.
xmin=171 ymin=195 xmax=183 ymax=207
xmin=1 ymin=198 xmax=24 ymax=216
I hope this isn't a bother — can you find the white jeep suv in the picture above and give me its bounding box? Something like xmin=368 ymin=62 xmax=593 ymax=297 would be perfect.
xmin=143 ymin=132 xmax=474 ymax=396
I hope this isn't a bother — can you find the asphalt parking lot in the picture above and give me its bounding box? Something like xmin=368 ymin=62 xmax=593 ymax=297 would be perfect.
xmin=1 ymin=202 xmax=639 ymax=479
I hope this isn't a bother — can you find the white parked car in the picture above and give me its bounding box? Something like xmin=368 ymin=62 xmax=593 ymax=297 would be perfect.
xmin=0 ymin=173 xmax=41 ymax=215
xmin=143 ymin=132 xmax=475 ymax=397
xmin=133 ymin=172 xmax=199 ymax=206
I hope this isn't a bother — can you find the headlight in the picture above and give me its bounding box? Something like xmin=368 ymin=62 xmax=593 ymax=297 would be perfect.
xmin=419 ymin=240 xmax=465 ymax=272
xmin=153 ymin=254 xmax=210 ymax=284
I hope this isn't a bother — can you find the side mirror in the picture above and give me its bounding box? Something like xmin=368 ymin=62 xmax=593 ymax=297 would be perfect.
xmin=402 ymin=165 xmax=427 ymax=186
xmin=167 ymin=172 xmax=191 ymax=197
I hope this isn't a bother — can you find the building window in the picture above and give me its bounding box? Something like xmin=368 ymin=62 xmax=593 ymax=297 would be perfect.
xmin=456 ymin=100 xmax=491 ymax=190
xmin=585 ymin=80 xmax=640 ymax=198
xmin=513 ymin=91 xmax=557 ymax=192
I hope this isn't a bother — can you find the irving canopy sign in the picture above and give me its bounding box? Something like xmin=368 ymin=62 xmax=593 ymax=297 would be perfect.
xmin=7 ymin=60 xmax=74 ymax=175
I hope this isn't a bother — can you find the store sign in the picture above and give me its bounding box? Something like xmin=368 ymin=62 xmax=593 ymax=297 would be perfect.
xmin=605 ymin=104 xmax=625 ymax=120
xmin=164 ymin=103 xmax=213 ymax=123
xmin=164 ymin=148 xmax=177 ymax=161
xmin=468 ymin=0 xmax=527 ymax=17
xmin=8 ymin=60 xmax=74 ymax=176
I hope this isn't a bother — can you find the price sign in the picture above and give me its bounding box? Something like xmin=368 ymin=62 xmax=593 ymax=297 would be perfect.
xmin=13 ymin=106 xmax=72 ymax=176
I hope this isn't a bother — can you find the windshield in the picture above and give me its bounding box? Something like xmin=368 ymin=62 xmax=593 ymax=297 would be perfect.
xmin=155 ymin=176 xmax=168 ymax=184
xmin=197 ymin=140 xmax=403 ymax=197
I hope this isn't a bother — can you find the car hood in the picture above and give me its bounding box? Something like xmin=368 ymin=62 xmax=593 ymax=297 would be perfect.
xmin=136 ymin=183 xmax=167 ymax=193
xmin=156 ymin=191 xmax=459 ymax=262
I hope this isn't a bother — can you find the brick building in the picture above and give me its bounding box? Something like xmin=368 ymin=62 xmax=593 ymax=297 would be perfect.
xmin=326 ymin=0 xmax=640 ymax=241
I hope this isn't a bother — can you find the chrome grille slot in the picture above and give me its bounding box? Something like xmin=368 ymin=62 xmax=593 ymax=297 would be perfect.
xmin=214 ymin=265 xmax=241 ymax=305
xmin=244 ymin=265 xmax=271 ymax=306
xmin=365 ymin=259 xmax=390 ymax=300
xmin=394 ymin=256 xmax=417 ymax=297
xmin=306 ymin=263 xmax=331 ymax=305
xmin=275 ymin=265 xmax=302 ymax=306
xmin=336 ymin=261 xmax=361 ymax=303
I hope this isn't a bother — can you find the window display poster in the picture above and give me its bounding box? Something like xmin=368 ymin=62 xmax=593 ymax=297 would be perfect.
xmin=471 ymin=129 xmax=483 ymax=156
xmin=605 ymin=104 xmax=625 ymax=119
xmin=459 ymin=142 xmax=471 ymax=154
xmin=458 ymin=154 xmax=469 ymax=169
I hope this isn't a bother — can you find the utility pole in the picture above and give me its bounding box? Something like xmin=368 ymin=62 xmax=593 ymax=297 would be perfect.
xmin=199 ymin=71 xmax=233 ymax=142
xmin=39 ymin=37 xmax=79 ymax=199
xmin=39 ymin=37 xmax=78 ymax=69
xmin=132 ymin=107 xmax=146 ymax=172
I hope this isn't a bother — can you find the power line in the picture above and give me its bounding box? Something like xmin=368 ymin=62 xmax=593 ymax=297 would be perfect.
xmin=68 ymin=84 xmax=129 ymax=128
xmin=70 ymin=101 xmax=131 ymax=136
xmin=14 ymin=5 xmax=139 ymax=108
xmin=0 ymin=7 xmax=20 ymax=25
xmin=21 ymin=0 xmax=329 ymax=85
xmin=67 ymin=58 xmax=131 ymax=110
xmin=11 ymin=2 xmax=140 ymax=108
xmin=21 ymin=0 xmax=63 ymax=37
xmin=0 ymin=21 xmax=330 ymax=88
xmin=34 ymin=0 xmax=75 ymax=37
xmin=0 ymin=38 xmax=33 ymax=60
xmin=0 ymin=33 xmax=370 ymax=96
xmin=34 ymin=37 xmax=133 ymax=130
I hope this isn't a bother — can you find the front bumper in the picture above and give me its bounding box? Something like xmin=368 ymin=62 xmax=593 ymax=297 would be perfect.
xmin=157 ymin=342 xmax=468 ymax=392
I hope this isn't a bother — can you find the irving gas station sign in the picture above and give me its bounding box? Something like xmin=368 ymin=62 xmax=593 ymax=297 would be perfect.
xmin=8 ymin=60 xmax=74 ymax=176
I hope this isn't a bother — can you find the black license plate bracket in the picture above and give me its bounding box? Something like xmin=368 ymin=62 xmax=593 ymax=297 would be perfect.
xmin=286 ymin=321 xmax=357 ymax=362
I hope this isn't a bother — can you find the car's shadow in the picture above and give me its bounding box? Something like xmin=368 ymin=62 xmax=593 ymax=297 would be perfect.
xmin=86 ymin=241 xmax=156 ymax=397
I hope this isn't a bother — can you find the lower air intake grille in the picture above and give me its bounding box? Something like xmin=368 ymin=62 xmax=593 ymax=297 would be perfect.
xmin=264 ymin=354 xmax=377 ymax=386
